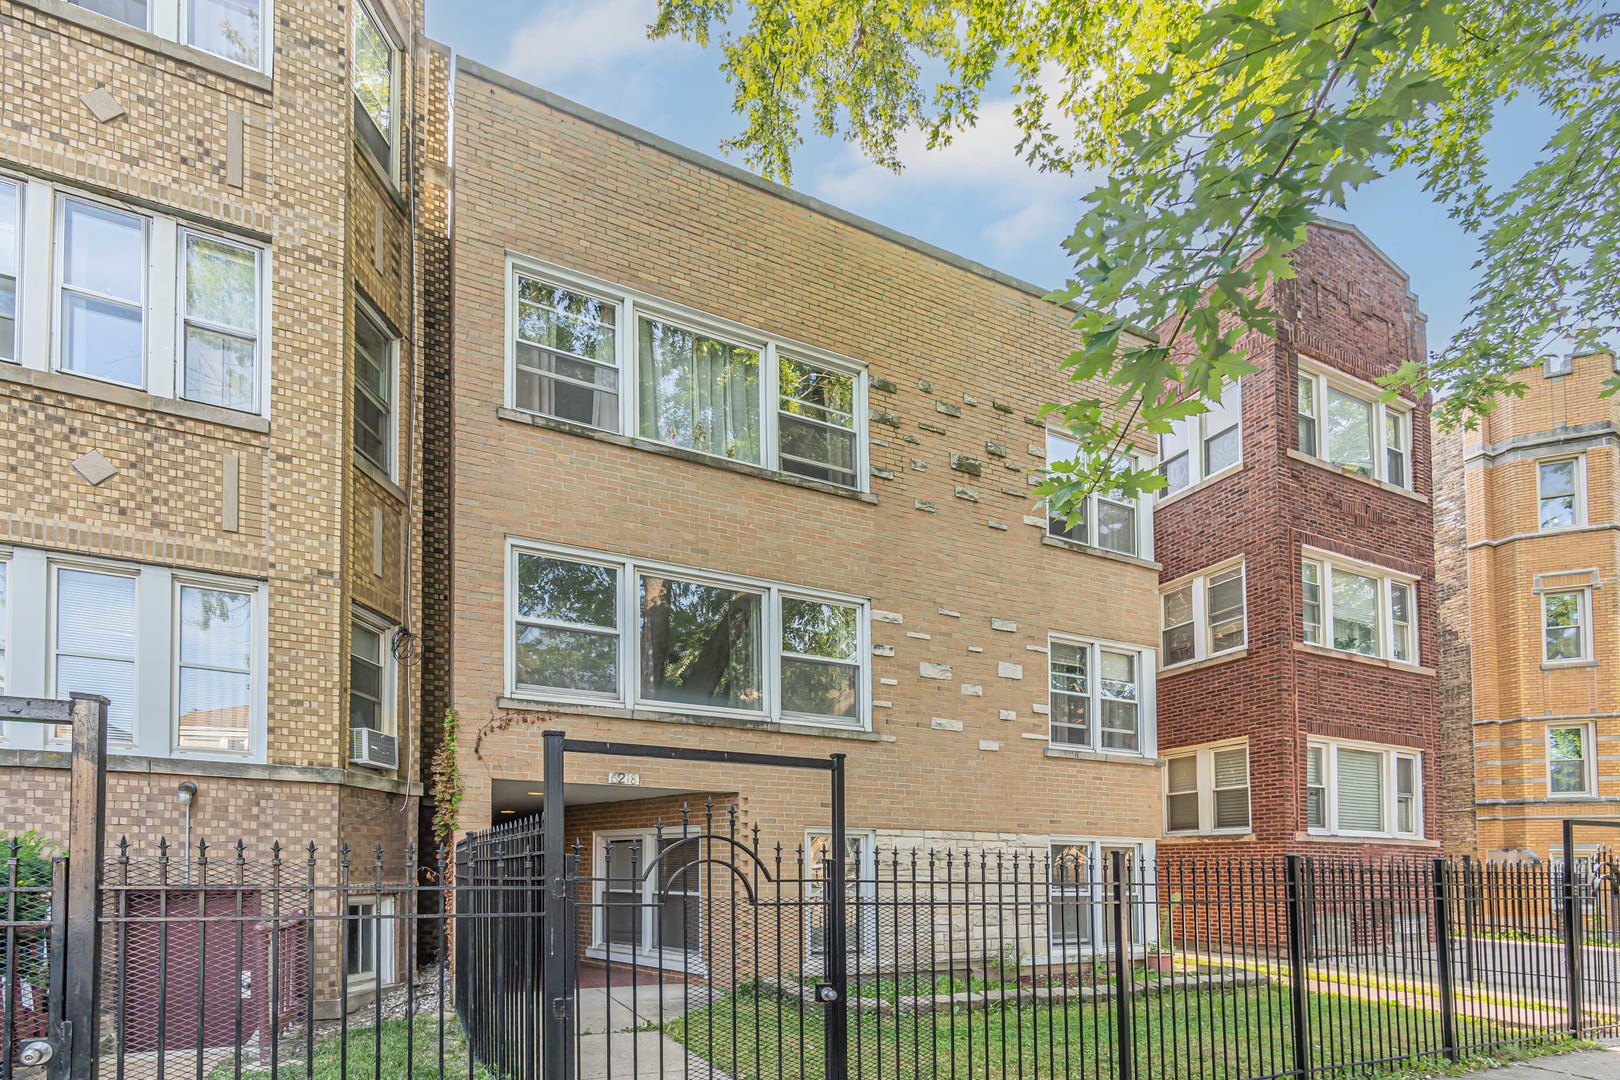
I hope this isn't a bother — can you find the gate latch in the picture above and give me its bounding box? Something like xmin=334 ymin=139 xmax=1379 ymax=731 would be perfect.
xmin=18 ymin=1039 xmax=54 ymax=1067
xmin=814 ymin=984 xmax=840 ymax=1004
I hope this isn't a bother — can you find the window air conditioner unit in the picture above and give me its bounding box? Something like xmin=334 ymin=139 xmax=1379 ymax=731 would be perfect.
xmin=350 ymin=727 xmax=398 ymax=770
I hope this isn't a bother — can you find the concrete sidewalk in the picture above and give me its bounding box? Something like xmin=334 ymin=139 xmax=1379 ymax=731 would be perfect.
xmin=1461 ymin=1047 xmax=1620 ymax=1079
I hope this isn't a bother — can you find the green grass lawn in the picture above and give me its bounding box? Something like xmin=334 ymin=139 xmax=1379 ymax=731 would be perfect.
xmin=204 ymin=1012 xmax=491 ymax=1080
xmin=667 ymin=984 xmax=1570 ymax=1080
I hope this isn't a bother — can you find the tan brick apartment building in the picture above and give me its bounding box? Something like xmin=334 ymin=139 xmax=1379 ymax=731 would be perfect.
xmin=430 ymin=57 xmax=1169 ymax=967
xmin=0 ymin=0 xmax=429 ymax=989
xmin=1153 ymin=223 xmax=1442 ymax=867
xmin=1440 ymin=348 xmax=1620 ymax=866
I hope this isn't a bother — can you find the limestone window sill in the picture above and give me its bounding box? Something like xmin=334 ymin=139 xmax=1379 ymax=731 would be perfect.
xmin=495 ymin=697 xmax=893 ymax=743
xmin=1042 ymin=746 xmax=1162 ymax=767
xmin=1293 ymin=640 xmax=1434 ymax=676
xmin=1160 ymin=648 xmax=1250 ymax=677
xmin=1039 ymin=534 xmax=1162 ymax=571
xmin=0 ymin=363 xmax=271 ymax=433
xmin=1154 ymin=461 xmax=1244 ymax=510
xmin=1285 ymin=449 xmax=1430 ymax=504
xmin=14 ymin=0 xmax=274 ymax=92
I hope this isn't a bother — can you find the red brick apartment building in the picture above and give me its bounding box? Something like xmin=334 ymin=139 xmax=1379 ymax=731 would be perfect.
xmin=427 ymin=55 xmax=1174 ymax=967
xmin=1153 ymin=223 xmax=1441 ymax=862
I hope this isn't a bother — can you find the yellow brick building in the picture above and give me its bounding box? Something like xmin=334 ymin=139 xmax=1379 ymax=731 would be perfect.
xmin=0 ymin=0 xmax=428 ymax=911
xmin=1446 ymin=349 xmax=1620 ymax=861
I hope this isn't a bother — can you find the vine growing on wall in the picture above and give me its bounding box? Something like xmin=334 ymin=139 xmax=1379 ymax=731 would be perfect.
xmin=430 ymin=708 xmax=463 ymax=853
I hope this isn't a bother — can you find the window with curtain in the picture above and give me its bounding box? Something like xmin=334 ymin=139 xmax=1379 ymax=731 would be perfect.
xmin=1161 ymin=585 xmax=1195 ymax=666
xmin=513 ymin=274 xmax=619 ymax=430
xmin=175 ymin=585 xmax=254 ymax=753
xmin=1308 ymin=741 xmax=1421 ymax=837
xmin=0 ymin=179 xmax=17 ymax=363
xmin=638 ymin=573 xmax=763 ymax=712
xmin=58 ymin=197 xmax=145 ymax=387
xmin=54 ymin=567 xmax=137 ymax=743
xmin=1049 ymin=637 xmax=1150 ymax=755
xmin=1335 ymin=746 xmax=1385 ymax=833
xmin=778 ymin=357 xmax=857 ymax=488
xmin=1165 ymin=756 xmax=1198 ymax=831
xmin=637 ymin=318 xmax=761 ymax=463
xmin=181 ymin=231 xmax=261 ymax=413
xmin=1306 ymin=746 xmax=1326 ymax=829
xmin=512 ymin=552 xmax=620 ymax=698
xmin=1213 ymin=746 xmax=1251 ymax=830
xmin=1048 ymin=641 xmax=1090 ymax=749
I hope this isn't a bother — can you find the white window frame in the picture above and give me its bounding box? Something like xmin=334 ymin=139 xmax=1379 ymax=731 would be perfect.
xmin=174 ymin=226 xmax=271 ymax=414
xmin=171 ymin=574 xmax=263 ymax=758
xmin=1547 ymin=723 xmax=1596 ymax=798
xmin=1295 ymin=359 xmax=1414 ymax=489
xmin=804 ymin=828 xmax=878 ymax=966
xmin=350 ymin=605 xmax=399 ymax=738
xmin=0 ymin=553 xmax=9 ymax=700
xmin=1536 ymin=455 xmax=1587 ymax=531
xmin=1162 ymin=740 xmax=1251 ymax=835
xmin=589 ymin=828 xmax=708 ymax=974
xmin=1046 ymin=837 xmax=1156 ymax=960
xmin=63 ymin=0 xmax=274 ymax=74
xmin=343 ymin=894 xmax=396 ymax=991
xmin=1159 ymin=558 xmax=1246 ymax=669
xmin=1158 ymin=380 xmax=1242 ymax=497
xmin=1306 ymin=738 xmax=1423 ymax=839
xmin=53 ymin=193 xmax=150 ymax=391
xmin=504 ymin=256 xmax=871 ymax=493
xmin=0 ymin=175 xmax=20 ymax=366
xmin=1541 ymin=586 xmax=1593 ymax=665
xmin=1300 ymin=547 xmax=1420 ymax=665
xmin=353 ymin=296 xmax=399 ymax=479
xmin=504 ymin=538 xmax=872 ymax=730
xmin=1046 ymin=632 xmax=1156 ymax=758
xmin=1544 ymin=354 xmax=1574 ymax=377
xmin=1045 ymin=431 xmax=1155 ymax=559
xmin=351 ymin=0 xmax=401 ymax=183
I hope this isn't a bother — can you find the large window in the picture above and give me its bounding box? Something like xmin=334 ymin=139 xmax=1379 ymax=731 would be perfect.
xmin=507 ymin=542 xmax=868 ymax=727
xmin=352 ymin=0 xmax=397 ymax=176
xmin=354 ymin=301 xmax=395 ymax=476
xmin=1542 ymin=589 xmax=1591 ymax=664
xmin=507 ymin=261 xmax=869 ymax=491
xmin=1300 ymin=551 xmax=1419 ymax=664
xmin=1306 ymin=739 xmax=1422 ymax=837
xmin=57 ymin=197 xmax=146 ymax=388
xmin=1548 ymin=724 xmax=1594 ymax=797
xmin=1045 ymin=433 xmax=1151 ymax=557
xmin=1164 ymin=741 xmax=1250 ymax=834
xmin=1160 ymin=381 xmax=1241 ymax=496
xmin=1160 ymin=560 xmax=1246 ymax=667
xmin=181 ymin=231 xmax=262 ymax=413
xmin=596 ymin=830 xmax=704 ymax=966
xmin=0 ymin=179 xmax=17 ymax=364
xmin=175 ymin=584 xmax=254 ymax=753
xmin=1296 ymin=363 xmax=1414 ymax=489
xmin=1538 ymin=457 xmax=1584 ymax=530
xmin=68 ymin=0 xmax=269 ymax=71
xmin=1048 ymin=635 xmax=1154 ymax=756
xmin=6 ymin=549 xmax=265 ymax=758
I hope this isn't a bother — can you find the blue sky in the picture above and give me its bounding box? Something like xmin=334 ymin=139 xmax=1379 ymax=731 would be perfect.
xmin=427 ymin=0 xmax=1544 ymax=355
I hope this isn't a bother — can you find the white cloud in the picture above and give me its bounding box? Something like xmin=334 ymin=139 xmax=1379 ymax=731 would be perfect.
xmin=499 ymin=0 xmax=684 ymax=87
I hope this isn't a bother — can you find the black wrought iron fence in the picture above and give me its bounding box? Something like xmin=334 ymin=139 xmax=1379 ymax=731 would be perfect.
xmin=4 ymin=823 xmax=1620 ymax=1079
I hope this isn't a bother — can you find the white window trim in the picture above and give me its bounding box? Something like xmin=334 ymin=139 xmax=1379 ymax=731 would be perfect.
xmin=1046 ymin=837 xmax=1157 ymax=960
xmin=1300 ymin=546 xmax=1420 ymax=666
xmin=588 ymin=828 xmax=707 ymax=975
xmin=0 ymin=175 xmax=22 ymax=366
xmin=352 ymin=0 xmax=402 ymax=184
xmin=1163 ymin=739 xmax=1251 ymax=835
xmin=1540 ymin=586 xmax=1593 ymax=666
xmin=1046 ymin=632 xmax=1157 ymax=758
xmin=11 ymin=177 xmax=272 ymax=417
xmin=504 ymin=538 xmax=872 ymax=730
xmin=343 ymin=894 xmax=396 ymax=991
xmin=803 ymin=827 xmax=878 ymax=964
xmin=1159 ymin=558 xmax=1246 ymax=669
xmin=504 ymin=255 xmax=871 ymax=494
xmin=1306 ymin=737 xmax=1423 ymax=839
xmin=174 ymin=225 xmax=272 ymax=415
xmin=354 ymin=296 xmax=400 ymax=479
xmin=1547 ymin=722 xmax=1596 ymax=799
xmin=63 ymin=0 xmax=274 ymax=74
xmin=1158 ymin=381 xmax=1242 ymax=498
xmin=1296 ymin=358 xmax=1414 ymax=490
xmin=351 ymin=605 xmax=399 ymax=739
xmin=0 ymin=551 xmax=10 ymax=700
xmin=0 ymin=547 xmax=268 ymax=760
xmin=1536 ymin=455 xmax=1588 ymax=531
xmin=53 ymin=192 xmax=152 ymax=392
xmin=1044 ymin=431 xmax=1155 ymax=559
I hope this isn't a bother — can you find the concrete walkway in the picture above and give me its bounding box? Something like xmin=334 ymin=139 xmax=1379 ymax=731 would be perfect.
xmin=575 ymin=984 xmax=730 ymax=1080
xmin=1461 ymin=1046 xmax=1620 ymax=1079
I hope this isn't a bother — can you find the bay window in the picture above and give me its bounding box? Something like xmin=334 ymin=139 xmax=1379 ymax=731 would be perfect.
xmin=1159 ymin=381 xmax=1241 ymax=496
xmin=1160 ymin=560 xmax=1246 ymax=668
xmin=507 ymin=542 xmax=869 ymax=728
xmin=1045 ymin=432 xmax=1152 ymax=557
xmin=1537 ymin=457 xmax=1583 ymax=530
xmin=1548 ymin=725 xmax=1594 ymax=797
xmin=1048 ymin=634 xmax=1154 ymax=756
xmin=1295 ymin=362 xmax=1414 ymax=489
xmin=1543 ymin=589 xmax=1590 ymax=663
xmin=1300 ymin=551 xmax=1420 ymax=664
xmin=508 ymin=260 xmax=869 ymax=491
xmin=0 ymin=179 xmax=17 ymax=363
xmin=67 ymin=0 xmax=270 ymax=72
xmin=1164 ymin=741 xmax=1250 ymax=834
xmin=57 ymin=197 xmax=146 ymax=388
xmin=1307 ymin=739 xmax=1422 ymax=837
